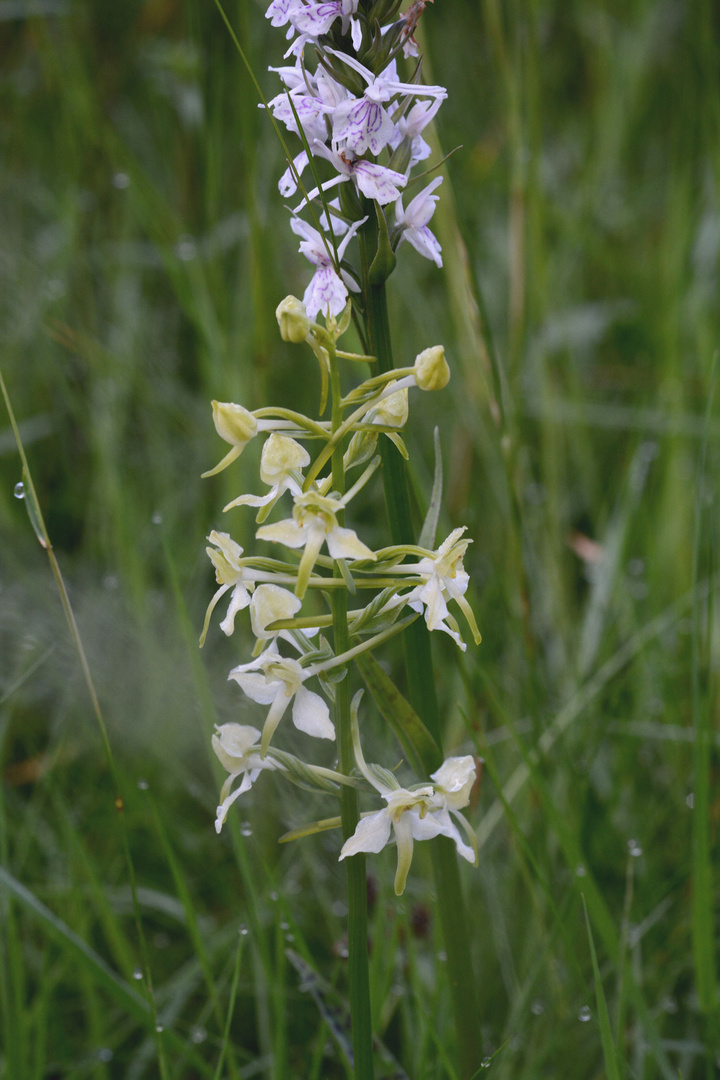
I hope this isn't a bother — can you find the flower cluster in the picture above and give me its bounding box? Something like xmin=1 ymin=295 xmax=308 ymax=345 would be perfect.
xmin=265 ymin=0 xmax=447 ymax=319
xmin=201 ymin=0 xmax=481 ymax=895
xmin=202 ymin=302 xmax=480 ymax=890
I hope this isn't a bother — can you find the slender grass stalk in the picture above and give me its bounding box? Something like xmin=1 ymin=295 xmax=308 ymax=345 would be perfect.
xmin=691 ymin=352 xmax=719 ymax=1067
xmin=0 ymin=370 xmax=169 ymax=1078
xmin=357 ymin=230 xmax=482 ymax=1078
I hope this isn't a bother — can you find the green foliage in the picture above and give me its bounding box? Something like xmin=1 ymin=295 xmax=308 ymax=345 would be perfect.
xmin=1 ymin=0 xmax=719 ymax=1077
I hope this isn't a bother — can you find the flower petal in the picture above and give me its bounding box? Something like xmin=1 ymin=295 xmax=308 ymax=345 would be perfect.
xmin=339 ymin=809 xmax=392 ymax=859
xmin=292 ymin=685 xmax=335 ymax=740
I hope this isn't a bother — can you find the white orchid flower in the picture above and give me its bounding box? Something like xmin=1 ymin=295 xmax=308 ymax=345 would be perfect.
xmin=340 ymin=736 xmax=478 ymax=895
xmin=400 ymin=527 xmax=481 ymax=650
xmin=256 ymin=489 xmax=377 ymax=598
xmin=224 ymin=434 xmax=310 ymax=521
xmin=388 ymin=96 xmax=443 ymax=168
xmin=394 ymin=177 xmax=443 ymax=267
xmin=290 ymin=214 xmax=366 ymax=320
xmin=200 ymin=531 xmax=257 ymax=645
xmin=297 ymin=142 xmax=407 ymax=207
xmin=212 ymin=724 xmax=280 ymax=833
xmin=229 ymin=641 xmax=334 ymax=754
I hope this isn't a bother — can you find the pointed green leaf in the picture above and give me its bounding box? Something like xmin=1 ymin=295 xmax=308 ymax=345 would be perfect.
xmin=356 ymin=652 xmax=441 ymax=775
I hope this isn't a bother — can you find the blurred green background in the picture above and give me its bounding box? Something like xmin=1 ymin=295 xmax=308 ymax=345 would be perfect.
xmin=1 ymin=0 xmax=719 ymax=1077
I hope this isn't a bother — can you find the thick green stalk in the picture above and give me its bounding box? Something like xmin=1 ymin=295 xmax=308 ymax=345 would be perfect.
xmin=329 ymin=347 xmax=375 ymax=1080
xmin=359 ymin=228 xmax=482 ymax=1078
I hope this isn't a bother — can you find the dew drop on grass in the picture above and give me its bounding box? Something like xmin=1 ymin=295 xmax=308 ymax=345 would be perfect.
xmin=132 ymin=968 xmax=143 ymax=981
xmin=578 ymin=1006 xmax=592 ymax=1022
xmin=238 ymin=924 xmax=249 ymax=936
xmin=240 ymin=821 xmax=252 ymax=837
xmin=530 ymin=1000 xmax=545 ymax=1016
xmin=480 ymin=1058 xmax=492 ymax=1070
xmin=575 ymin=864 xmax=587 ymax=877
xmin=112 ymin=172 xmax=130 ymax=189
xmin=155 ymin=1024 xmax=164 ymax=1033
xmin=151 ymin=512 xmax=163 ymax=525
xmin=686 ymin=792 xmax=694 ymax=809
xmin=280 ymin=921 xmax=289 ymax=930
xmin=627 ymin=839 xmax=643 ymax=857
xmin=190 ymin=1025 xmax=207 ymax=1045
xmin=97 ymin=1048 xmax=113 ymax=1063
xmin=285 ymin=933 xmax=295 ymax=943
xmin=14 ymin=482 xmax=24 ymax=499
xmin=137 ymin=778 xmax=149 ymax=791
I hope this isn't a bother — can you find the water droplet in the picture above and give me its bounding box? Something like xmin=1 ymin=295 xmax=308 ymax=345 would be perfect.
xmin=437 ymin=950 xmax=447 ymax=963
xmin=132 ymin=968 xmax=143 ymax=981
xmin=151 ymin=511 xmax=163 ymax=525
xmin=190 ymin=1025 xmax=207 ymax=1044
xmin=155 ymin=1024 xmax=164 ymax=1033
xmin=336 ymin=943 xmax=349 ymax=959
xmin=627 ymin=839 xmax=643 ymax=857
xmin=285 ymin=932 xmax=295 ymax=943
xmin=480 ymin=1057 xmax=492 ymax=1070
xmin=578 ymin=1005 xmax=592 ymax=1022
xmin=112 ymin=171 xmax=130 ymax=189
xmin=280 ymin=921 xmax=289 ymax=931
xmin=240 ymin=821 xmax=252 ymax=837
xmin=14 ymin=482 xmax=25 ymax=499
xmin=575 ymin=864 xmax=587 ymax=878
xmin=137 ymin=779 xmax=149 ymax=791
xmin=176 ymin=236 xmax=197 ymax=261
xmin=686 ymin=792 xmax=695 ymax=809
xmin=660 ymin=996 xmax=678 ymax=1014
xmin=238 ymin=924 xmax=249 ymax=936
xmin=97 ymin=1048 xmax=113 ymax=1063
xmin=530 ymin=999 xmax=545 ymax=1016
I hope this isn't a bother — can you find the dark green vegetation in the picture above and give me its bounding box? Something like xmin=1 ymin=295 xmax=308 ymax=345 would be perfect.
xmin=1 ymin=0 xmax=719 ymax=1077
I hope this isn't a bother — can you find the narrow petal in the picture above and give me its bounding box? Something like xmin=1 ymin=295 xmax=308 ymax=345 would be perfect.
xmin=392 ymin=814 xmax=416 ymax=895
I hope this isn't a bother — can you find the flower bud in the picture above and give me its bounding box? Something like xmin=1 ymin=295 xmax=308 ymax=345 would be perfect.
xmin=211 ymin=401 xmax=258 ymax=447
xmin=276 ymin=295 xmax=311 ymax=343
xmin=414 ymin=346 xmax=450 ymax=391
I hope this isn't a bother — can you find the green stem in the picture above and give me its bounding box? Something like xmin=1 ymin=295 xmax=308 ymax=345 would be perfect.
xmin=328 ymin=344 xmax=375 ymax=1080
xmin=358 ymin=227 xmax=482 ymax=1078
